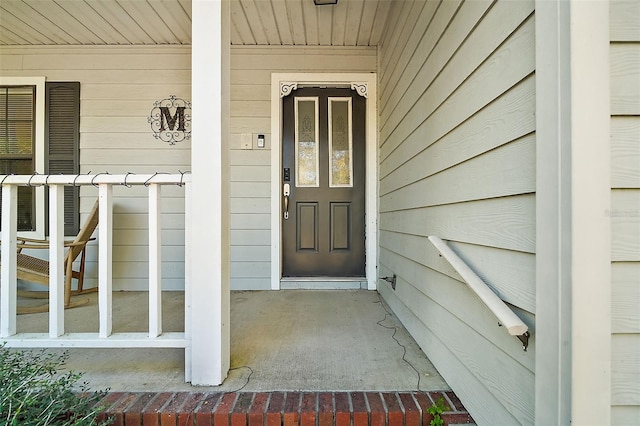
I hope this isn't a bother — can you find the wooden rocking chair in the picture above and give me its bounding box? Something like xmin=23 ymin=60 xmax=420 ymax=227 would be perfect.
xmin=14 ymin=200 xmax=99 ymax=314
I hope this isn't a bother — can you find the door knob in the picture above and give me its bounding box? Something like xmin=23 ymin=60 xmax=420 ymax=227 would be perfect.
xmin=283 ymin=183 xmax=290 ymax=220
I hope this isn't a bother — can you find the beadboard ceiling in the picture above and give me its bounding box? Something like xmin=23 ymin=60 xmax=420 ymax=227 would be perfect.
xmin=0 ymin=0 xmax=393 ymax=46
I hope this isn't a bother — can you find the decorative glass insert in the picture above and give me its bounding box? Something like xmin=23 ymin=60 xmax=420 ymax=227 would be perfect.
xmin=295 ymin=97 xmax=319 ymax=187
xmin=328 ymin=97 xmax=353 ymax=187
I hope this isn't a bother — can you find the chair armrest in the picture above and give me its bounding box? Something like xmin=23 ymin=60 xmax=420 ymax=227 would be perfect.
xmin=17 ymin=237 xmax=50 ymax=244
xmin=64 ymin=237 xmax=96 ymax=247
xmin=15 ymin=237 xmax=96 ymax=249
xmin=17 ymin=243 xmax=50 ymax=249
xmin=64 ymin=241 xmax=88 ymax=247
xmin=16 ymin=237 xmax=50 ymax=249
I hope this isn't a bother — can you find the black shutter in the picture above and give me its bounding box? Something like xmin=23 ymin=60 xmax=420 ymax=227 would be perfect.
xmin=45 ymin=82 xmax=80 ymax=236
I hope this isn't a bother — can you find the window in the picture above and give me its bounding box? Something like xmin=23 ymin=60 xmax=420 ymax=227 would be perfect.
xmin=0 ymin=85 xmax=36 ymax=231
xmin=0 ymin=78 xmax=80 ymax=238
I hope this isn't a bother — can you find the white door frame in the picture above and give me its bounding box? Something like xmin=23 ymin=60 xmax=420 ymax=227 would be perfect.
xmin=270 ymin=73 xmax=377 ymax=290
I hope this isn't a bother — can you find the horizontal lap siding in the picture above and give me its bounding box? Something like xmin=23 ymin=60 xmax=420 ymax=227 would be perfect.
xmin=228 ymin=46 xmax=376 ymax=290
xmin=610 ymin=1 xmax=640 ymax=423
xmin=0 ymin=45 xmax=376 ymax=291
xmin=0 ymin=45 xmax=191 ymax=291
xmin=377 ymin=1 xmax=535 ymax=424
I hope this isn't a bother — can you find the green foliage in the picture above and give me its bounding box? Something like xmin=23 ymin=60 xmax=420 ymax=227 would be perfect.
xmin=427 ymin=396 xmax=450 ymax=426
xmin=0 ymin=345 xmax=112 ymax=426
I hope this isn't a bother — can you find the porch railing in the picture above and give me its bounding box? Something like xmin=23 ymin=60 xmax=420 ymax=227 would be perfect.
xmin=427 ymin=236 xmax=530 ymax=351
xmin=0 ymin=173 xmax=191 ymax=350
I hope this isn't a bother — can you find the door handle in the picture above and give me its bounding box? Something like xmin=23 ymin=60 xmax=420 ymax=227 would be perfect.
xmin=283 ymin=183 xmax=290 ymax=220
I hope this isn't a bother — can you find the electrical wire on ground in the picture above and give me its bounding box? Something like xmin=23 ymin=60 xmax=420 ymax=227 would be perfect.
xmin=227 ymin=365 xmax=254 ymax=392
xmin=375 ymin=294 xmax=422 ymax=391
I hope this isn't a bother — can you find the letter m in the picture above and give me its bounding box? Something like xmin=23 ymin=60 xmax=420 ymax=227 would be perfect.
xmin=159 ymin=106 xmax=186 ymax=131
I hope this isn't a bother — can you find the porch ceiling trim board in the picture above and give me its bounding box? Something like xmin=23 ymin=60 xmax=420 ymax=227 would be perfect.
xmin=535 ymin=0 xmax=612 ymax=424
xmin=269 ymin=72 xmax=377 ymax=291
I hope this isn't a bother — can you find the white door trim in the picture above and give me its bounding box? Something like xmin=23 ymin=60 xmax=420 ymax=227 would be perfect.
xmin=270 ymin=73 xmax=377 ymax=290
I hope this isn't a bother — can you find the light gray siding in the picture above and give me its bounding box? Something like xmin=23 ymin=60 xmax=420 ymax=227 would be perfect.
xmin=228 ymin=45 xmax=376 ymax=290
xmin=0 ymin=44 xmax=377 ymax=292
xmin=377 ymin=1 xmax=535 ymax=424
xmin=610 ymin=1 xmax=640 ymax=423
xmin=0 ymin=45 xmax=191 ymax=291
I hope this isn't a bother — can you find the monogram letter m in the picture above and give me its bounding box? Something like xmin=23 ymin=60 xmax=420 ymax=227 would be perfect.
xmin=159 ymin=106 xmax=186 ymax=131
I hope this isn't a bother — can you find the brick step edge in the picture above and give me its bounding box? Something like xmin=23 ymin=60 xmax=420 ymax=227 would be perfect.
xmin=95 ymin=390 xmax=475 ymax=426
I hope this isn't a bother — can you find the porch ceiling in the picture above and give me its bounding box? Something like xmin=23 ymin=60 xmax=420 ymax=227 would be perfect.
xmin=0 ymin=0 xmax=391 ymax=47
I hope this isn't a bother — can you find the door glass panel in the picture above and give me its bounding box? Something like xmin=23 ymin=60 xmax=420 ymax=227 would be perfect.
xmin=329 ymin=97 xmax=352 ymax=187
xmin=295 ymin=97 xmax=319 ymax=187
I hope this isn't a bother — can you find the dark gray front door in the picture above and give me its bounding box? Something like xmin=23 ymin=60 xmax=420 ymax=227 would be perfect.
xmin=282 ymin=88 xmax=365 ymax=277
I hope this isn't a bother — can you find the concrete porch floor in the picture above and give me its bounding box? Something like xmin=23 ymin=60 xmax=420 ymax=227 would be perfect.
xmin=15 ymin=290 xmax=450 ymax=393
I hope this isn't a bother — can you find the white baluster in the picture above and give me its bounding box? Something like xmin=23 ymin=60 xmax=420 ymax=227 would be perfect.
xmin=99 ymin=184 xmax=113 ymax=338
xmin=49 ymin=184 xmax=65 ymax=337
xmin=149 ymin=184 xmax=162 ymax=338
xmin=0 ymin=184 xmax=18 ymax=337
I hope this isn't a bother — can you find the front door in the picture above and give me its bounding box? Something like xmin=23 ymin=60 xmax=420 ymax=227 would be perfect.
xmin=282 ymin=88 xmax=365 ymax=277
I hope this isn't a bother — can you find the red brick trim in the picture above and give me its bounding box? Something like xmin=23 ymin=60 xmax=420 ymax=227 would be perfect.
xmin=97 ymin=391 xmax=474 ymax=425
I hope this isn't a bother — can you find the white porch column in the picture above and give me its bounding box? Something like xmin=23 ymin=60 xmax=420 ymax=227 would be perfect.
xmin=190 ymin=0 xmax=231 ymax=385
xmin=536 ymin=0 xmax=611 ymax=424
